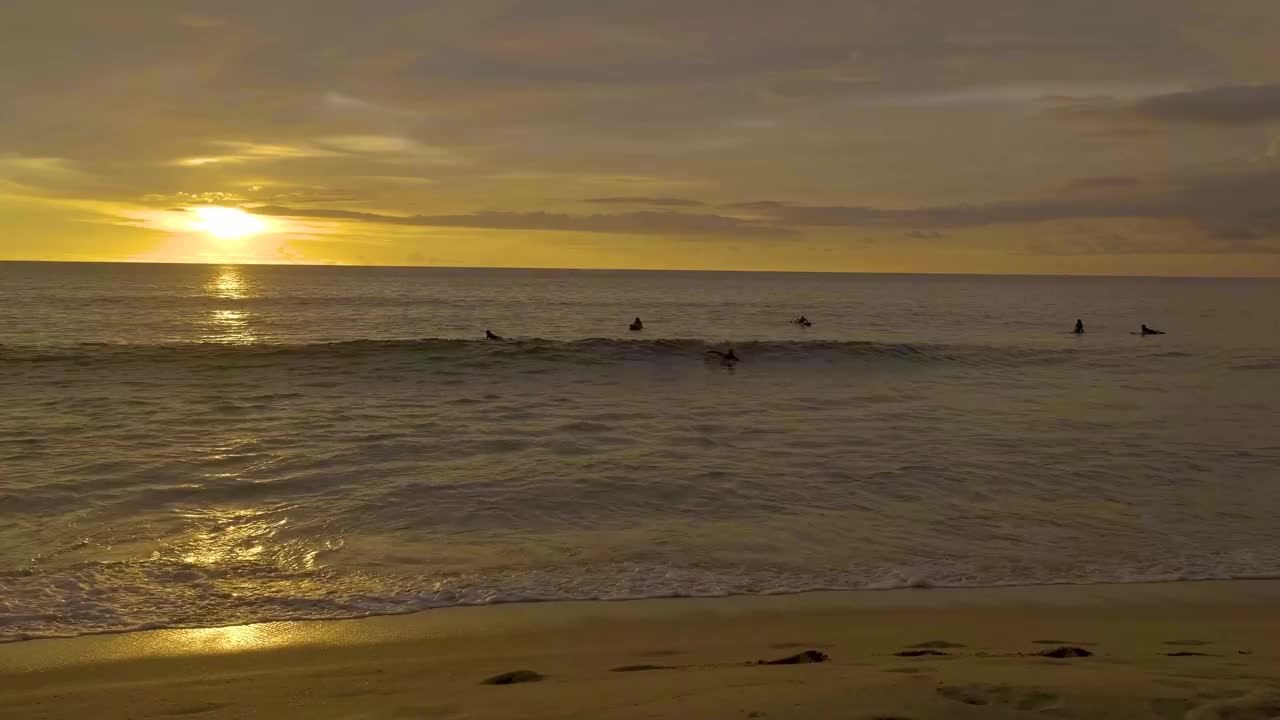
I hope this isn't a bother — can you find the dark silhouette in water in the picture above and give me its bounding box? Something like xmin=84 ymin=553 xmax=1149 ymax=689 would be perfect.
xmin=706 ymin=348 xmax=739 ymax=363
xmin=793 ymin=315 xmax=812 ymax=327
xmin=1074 ymin=319 xmax=1084 ymax=334
xmin=630 ymin=317 xmax=643 ymax=331
xmin=1140 ymin=324 xmax=1165 ymax=335
xmin=485 ymin=330 xmax=504 ymax=340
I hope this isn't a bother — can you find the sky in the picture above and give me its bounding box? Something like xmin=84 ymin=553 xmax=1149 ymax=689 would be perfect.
xmin=2 ymin=0 xmax=1279 ymax=275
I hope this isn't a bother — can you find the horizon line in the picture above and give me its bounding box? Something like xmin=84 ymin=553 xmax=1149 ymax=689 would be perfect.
xmin=0 ymin=258 xmax=1276 ymax=281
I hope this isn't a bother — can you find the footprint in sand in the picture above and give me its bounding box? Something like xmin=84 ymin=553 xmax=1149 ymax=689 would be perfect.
xmin=1183 ymin=690 xmax=1280 ymax=719
xmin=907 ymin=640 xmax=966 ymax=649
xmin=937 ymin=684 xmax=1063 ymax=712
xmin=1037 ymin=646 xmax=1093 ymax=658
xmin=481 ymin=670 xmax=544 ymax=685
xmin=1151 ymin=688 xmax=1259 ymax=719
xmin=757 ymin=650 xmax=829 ymax=665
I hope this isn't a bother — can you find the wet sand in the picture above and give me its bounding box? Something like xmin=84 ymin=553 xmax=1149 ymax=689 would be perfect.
xmin=2 ymin=580 xmax=1278 ymax=719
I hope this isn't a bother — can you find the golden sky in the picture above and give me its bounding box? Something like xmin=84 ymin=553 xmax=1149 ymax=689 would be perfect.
xmin=2 ymin=0 xmax=1279 ymax=275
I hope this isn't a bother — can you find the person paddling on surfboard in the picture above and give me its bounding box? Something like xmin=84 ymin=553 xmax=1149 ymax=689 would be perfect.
xmin=630 ymin=317 xmax=643 ymax=331
xmin=706 ymin=347 xmax=739 ymax=363
xmin=1074 ymin=319 xmax=1084 ymax=334
xmin=1140 ymin=323 xmax=1164 ymax=335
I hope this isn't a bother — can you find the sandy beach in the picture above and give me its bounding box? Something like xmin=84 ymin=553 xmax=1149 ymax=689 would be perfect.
xmin=3 ymin=580 xmax=1278 ymax=719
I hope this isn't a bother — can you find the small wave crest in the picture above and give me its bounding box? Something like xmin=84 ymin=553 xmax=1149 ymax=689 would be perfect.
xmin=4 ymin=556 xmax=1277 ymax=643
xmin=0 ymin=337 xmax=1102 ymax=370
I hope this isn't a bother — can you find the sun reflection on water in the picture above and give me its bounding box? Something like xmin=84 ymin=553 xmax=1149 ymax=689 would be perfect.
xmin=205 ymin=266 xmax=250 ymax=300
xmin=205 ymin=308 xmax=257 ymax=344
xmin=178 ymin=507 xmax=286 ymax=567
xmin=202 ymin=266 xmax=262 ymax=343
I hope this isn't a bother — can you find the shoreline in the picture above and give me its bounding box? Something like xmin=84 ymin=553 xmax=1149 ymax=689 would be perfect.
xmin=3 ymin=575 xmax=1277 ymax=651
xmin=4 ymin=579 xmax=1279 ymax=718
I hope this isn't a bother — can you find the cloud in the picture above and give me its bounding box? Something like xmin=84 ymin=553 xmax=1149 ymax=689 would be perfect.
xmin=172 ymin=141 xmax=338 ymax=167
xmin=322 ymin=92 xmax=381 ymax=113
xmin=1065 ymin=176 xmax=1142 ymax=191
xmin=1050 ymin=84 xmax=1280 ymax=129
xmin=581 ymin=196 xmax=706 ymax=207
xmin=1134 ymin=84 xmax=1280 ymax=126
xmin=1027 ymin=224 xmax=1280 ymax=256
xmin=0 ymin=154 xmax=82 ymax=190
xmin=905 ymin=230 xmax=944 ymax=240
xmin=767 ymin=199 xmax=1144 ymax=227
xmin=170 ymin=136 xmax=463 ymax=169
xmin=723 ymin=200 xmax=792 ymax=210
xmin=248 ymin=205 xmax=790 ymax=237
xmin=732 ymin=162 xmax=1280 ymax=249
xmin=141 ymin=187 xmax=356 ymax=206
xmin=313 ymin=136 xmax=465 ymax=165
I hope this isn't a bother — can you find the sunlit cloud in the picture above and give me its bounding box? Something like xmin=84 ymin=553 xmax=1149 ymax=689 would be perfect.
xmin=322 ymin=92 xmax=382 ymax=112
xmin=0 ymin=153 xmax=83 ymax=193
xmin=582 ymin=196 xmax=707 ymax=207
xmin=249 ymin=204 xmax=790 ymax=237
xmin=312 ymin=135 xmax=464 ymax=165
xmin=173 ymin=141 xmax=339 ymax=167
xmin=172 ymin=136 xmax=463 ymax=168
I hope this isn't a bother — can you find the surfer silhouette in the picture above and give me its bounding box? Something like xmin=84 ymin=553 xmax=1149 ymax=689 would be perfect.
xmin=706 ymin=347 xmax=739 ymax=363
xmin=1140 ymin=324 xmax=1164 ymax=335
xmin=485 ymin=329 xmax=504 ymax=340
xmin=1074 ymin=319 xmax=1084 ymax=334
xmin=629 ymin=317 xmax=643 ymax=331
xmin=793 ymin=316 xmax=812 ymax=327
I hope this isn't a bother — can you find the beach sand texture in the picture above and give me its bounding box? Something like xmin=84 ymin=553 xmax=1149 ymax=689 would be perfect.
xmin=3 ymin=581 xmax=1277 ymax=720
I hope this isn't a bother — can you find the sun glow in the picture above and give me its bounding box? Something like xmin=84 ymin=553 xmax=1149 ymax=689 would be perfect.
xmin=190 ymin=206 xmax=269 ymax=239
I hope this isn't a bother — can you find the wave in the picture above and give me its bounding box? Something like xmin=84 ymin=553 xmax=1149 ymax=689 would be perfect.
xmin=0 ymin=337 xmax=1136 ymax=370
xmin=4 ymin=558 xmax=1277 ymax=643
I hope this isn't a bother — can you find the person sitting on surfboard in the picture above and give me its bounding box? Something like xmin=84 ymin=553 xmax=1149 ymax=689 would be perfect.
xmin=793 ymin=316 xmax=812 ymax=327
xmin=485 ymin=329 xmax=504 ymax=340
xmin=1074 ymin=319 xmax=1084 ymax=334
xmin=1140 ymin=324 xmax=1164 ymax=335
xmin=629 ymin=317 xmax=643 ymax=331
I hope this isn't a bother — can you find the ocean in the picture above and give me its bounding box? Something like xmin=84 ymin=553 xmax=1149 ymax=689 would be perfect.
xmin=1 ymin=262 xmax=1278 ymax=642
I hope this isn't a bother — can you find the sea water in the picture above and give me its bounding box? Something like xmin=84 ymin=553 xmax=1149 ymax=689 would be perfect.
xmin=1 ymin=262 xmax=1277 ymax=641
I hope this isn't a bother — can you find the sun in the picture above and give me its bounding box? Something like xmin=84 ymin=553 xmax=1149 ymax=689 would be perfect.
xmin=190 ymin=206 xmax=269 ymax=240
